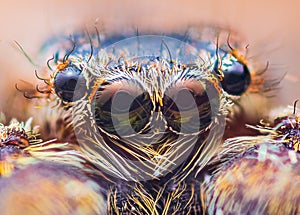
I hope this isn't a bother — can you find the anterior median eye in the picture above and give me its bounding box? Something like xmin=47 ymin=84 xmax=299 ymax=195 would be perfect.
xmin=111 ymin=91 xmax=135 ymax=113
xmin=94 ymin=81 xmax=153 ymax=136
xmin=174 ymin=88 xmax=197 ymax=111
xmin=162 ymin=79 xmax=213 ymax=134
xmin=54 ymin=65 xmax=87 ymax=102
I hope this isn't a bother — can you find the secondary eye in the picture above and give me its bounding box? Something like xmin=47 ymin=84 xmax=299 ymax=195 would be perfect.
xmin=217 ymin=60 xmax=251 ymax=96
xmin=54 ymin=65 xmax=87 ymax=102
xmin=162 ymin=79 xmax=214 ymax=134
xmin=94 ymin=81 xmax=153 ymax=136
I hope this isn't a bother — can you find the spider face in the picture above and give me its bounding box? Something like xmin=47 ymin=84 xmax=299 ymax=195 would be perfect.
xmin=81 ymin=56 xmax=224 ymax=181
xmin=94 ymin=63 xmax=217 ymax=137
xmin=41 ymin=30 xmax=262 ymax=182
xmin=20 ymin=26 xmax=279 ymax=214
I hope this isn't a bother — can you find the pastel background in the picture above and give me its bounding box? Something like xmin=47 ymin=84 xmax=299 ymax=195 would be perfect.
xmin=0 ymin=0 xmax=298 ymax=120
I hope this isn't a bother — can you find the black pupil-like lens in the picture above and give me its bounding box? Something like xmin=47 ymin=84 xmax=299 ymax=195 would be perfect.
xmin=54 ymin=65 xmax=87 ymax=102
xmin=94 ymin=82 xmax=153 ymax=136
xmin=219 ymin=61 xmax=251 ymax=96
xmin=162 ymin=81 xmax=214 ymax=133
xmin=111 ymin=91 xmax=134 ymax=113
xmin=175 ymin=89 xmax=196 ymax=111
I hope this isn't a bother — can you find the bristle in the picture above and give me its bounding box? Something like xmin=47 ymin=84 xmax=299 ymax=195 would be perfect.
xmin=0 ymin=118 xmax=107 ymax=214
xmin=0 ymin=162 xmax=106 ymax=215
xmin=206 ymin=143 xmax=300 ymax=215
xmin=13 ymin=26 xmax=278 ymax=214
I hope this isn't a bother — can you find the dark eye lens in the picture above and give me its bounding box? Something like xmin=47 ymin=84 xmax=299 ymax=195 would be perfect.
xmin=162 ymin=80 xmax=214 ymax=133
xmin=167 ymin=88 xmax=194 ymax=111
xmin=111 ymin=91 xmax=134 ymax=113
xmin=219 ymin=61 xmax=251 ymax=96
xmin=94 ymin=81 xmax=153 ymax=136
xmin=54 ymin=65 xmax=87 ymax=102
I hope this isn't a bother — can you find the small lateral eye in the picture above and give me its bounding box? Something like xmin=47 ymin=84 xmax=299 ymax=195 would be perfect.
xmin=54 ymin=65 xmax=87 ymax=102
xmin=217 ymin=60 xmax=251 ymax=96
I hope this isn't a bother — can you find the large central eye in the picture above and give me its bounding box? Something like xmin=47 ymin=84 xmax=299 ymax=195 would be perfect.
xmin=162 ymin=79 xmax=215 ymax=134
xmin=54 ymin=65 xmax=87 ymax=102
xmin=94 ymin=81 xmax=153 ymax=136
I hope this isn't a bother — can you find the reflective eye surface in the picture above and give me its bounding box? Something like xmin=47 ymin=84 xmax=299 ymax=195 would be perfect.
xmin=94 ymin=81 xmax=153 ymax=136
xmin=162 ymin=80 xmax=213 ymax=133
xmin=220 ymin=60 xmax=251 ymax=96
xmin=54 ymin=65 xmax=87 ymax=102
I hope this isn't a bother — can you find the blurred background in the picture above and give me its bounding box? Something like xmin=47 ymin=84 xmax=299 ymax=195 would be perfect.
xmin=0 ymin=0 xmax=299 ymax=122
